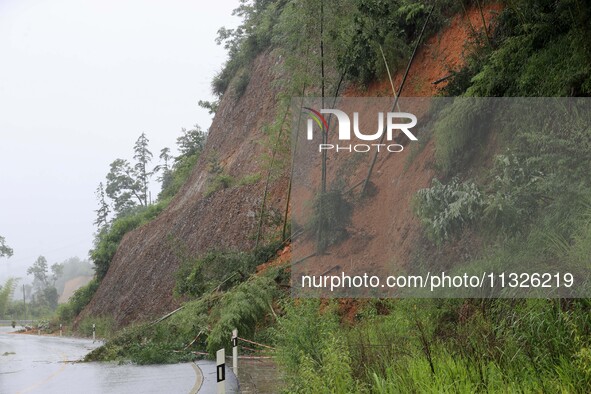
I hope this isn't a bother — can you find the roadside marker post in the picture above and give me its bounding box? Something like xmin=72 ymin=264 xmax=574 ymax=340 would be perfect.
xmin=216 ymin=348 xmax=226 ymax=394
xmin=232 ymin=328 xmax=238 ymax=376
xmin=60 ymin=324 xmax=62 ymax=337
xmin=92 ymin=324 xmax=96 ymax=342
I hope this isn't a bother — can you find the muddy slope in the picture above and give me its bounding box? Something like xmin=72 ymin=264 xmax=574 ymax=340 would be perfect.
xmin=293 ymin=5 xmax=502 ymax=293
xmin=80 ymin=51 xmax=287 ymax=326
xmin=82 ymin=4 xmax=500 ymax=326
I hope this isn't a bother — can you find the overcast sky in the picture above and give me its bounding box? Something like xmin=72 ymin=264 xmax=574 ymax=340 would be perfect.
xmin=0 ymin=0 xmax=240 ymax=282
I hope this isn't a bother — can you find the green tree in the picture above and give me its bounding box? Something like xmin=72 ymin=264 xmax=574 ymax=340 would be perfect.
xmin=156 ymin=126 xmax=207 ymax=200
xmin=175 ymin=125 xmax=207 ymax=160
xmin=0 ymin=235 xmax=13 ymax=258
xmin=27 ymin=256 xmax=61 ymax=310
xmin=105 ymin=133 xmax=155 ymax=217
xmin=198 ymin=99 xmax=219 ymax=114
xmin=105 ymin=158 xmax=141 ymax=217
xmin=133 ymin=132 xmax=153 ymax=206
xmin=50 ymin=263 xmax=64 ymax=287
xmin=27 ymin=256 xmax=49 ymax=291
xmin=42 ymin=287 xmax=59 ymax=310
xmin=154 ymin=147 xmax=173 ymax=192
xmin=94 ymin=182 xmax=111 ymax=229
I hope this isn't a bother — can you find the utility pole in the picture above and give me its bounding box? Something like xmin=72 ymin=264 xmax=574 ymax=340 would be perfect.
xmin=22 ymin=284 xmax=27 ymax=323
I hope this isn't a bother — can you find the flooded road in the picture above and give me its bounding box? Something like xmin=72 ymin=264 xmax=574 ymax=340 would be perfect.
xmin=0 ymin=326 xmax=237 ymax=393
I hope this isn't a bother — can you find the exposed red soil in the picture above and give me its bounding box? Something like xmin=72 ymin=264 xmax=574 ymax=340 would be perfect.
xmin=257 ymin=245 xmax=291 ymax=273
xmin=81 ymin=4 xmax=503 ymax=327
xmin=346 ymin=3 xmax=503 ymax=97
xmin=292 ymin=4 xmax=503 ymax=297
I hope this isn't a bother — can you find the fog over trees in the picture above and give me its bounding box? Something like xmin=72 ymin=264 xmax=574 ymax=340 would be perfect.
xmin=0 ymin=236 xmax=13 ymax=258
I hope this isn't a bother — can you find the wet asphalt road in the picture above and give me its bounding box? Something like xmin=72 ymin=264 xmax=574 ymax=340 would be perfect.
xmin=0 ymin=326 xmax=238 ymax=393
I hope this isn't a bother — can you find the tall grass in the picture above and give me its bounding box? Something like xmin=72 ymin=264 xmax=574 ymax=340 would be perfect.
xmin=274 ymin=298 xmax=591 ymax=393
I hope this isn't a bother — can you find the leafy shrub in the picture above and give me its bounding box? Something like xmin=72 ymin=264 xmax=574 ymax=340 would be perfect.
xmin=292 ymin=334 xmax=358 ymax=393
xmin=462 ymin=1 xmax=591 ymax=97
xmin=202 ymin=152 xmax=236 ymax=196
xmin=158 ymin=154 xmax=198 ymax=200
xmin=566 ymin=201 xmax=591 ymax=267
xmin=175 ymin=241 xmax=282 ymax=298
xmin=512 ymin=100 xmax=591 ymax=195
xmin=212 ymin=68 xmax=233 ymax=97
xmin=237 ymin=173 xmax=262 ymax=186
xmin=206 ymin=275 xmax=277 ymax=354
xmin=414 ymin=178 xmax=483 ymax=243
xmin=274 ymin=299 xmax=341 ymax=380
xmin=343 ymin=0 xmax=460 ymax=85
xmin=307 ymin=189 xmax=352 ymax=252
xmin=197 ymin=99 xmax=219 ymax=115
xmin=204 ymin=173 xmax=235 ymax=197
xmin=482 ymin=154 xmax=544 ymax=234
xmin=212 ymin=0 xmax=283 ymax=97
xmin=433 ymin=98 xmax=493 ymax=175
xmin=234 ymin=71 xmax=250 ymax=98
xmin=158 ymin=125 xmax=206 ymax=200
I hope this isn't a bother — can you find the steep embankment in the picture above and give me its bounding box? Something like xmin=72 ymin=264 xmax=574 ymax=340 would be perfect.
xmin=82 ymin=4 xmax=500 ymax=326
xmin=80 ymin=51 xmax=288 ymax=326
xmin=294 ymin=5 xmax=502 ymax=287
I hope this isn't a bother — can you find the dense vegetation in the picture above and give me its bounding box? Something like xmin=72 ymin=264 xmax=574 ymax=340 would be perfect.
xmin=49 ymin=127 xmax=208 ymax=327
xmin=80 ymin=0 xmax=591 ymax=392
xmin=93 ymin=126 xmax=205 ymax=275
xmin=215 ymin=0 xmax=590 ymax=392
xmin=85 ymin=245 xmax=286 ymax=364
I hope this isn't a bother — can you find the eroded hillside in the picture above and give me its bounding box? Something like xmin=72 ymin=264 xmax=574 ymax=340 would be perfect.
xmin=78 ymin=1 xmax=591 ymax=391
xmin=81 ymin=3 xmax=501 ymax=325
xmin=293 ymin=5 xmax=503 ymax=288
xmin=80 ymin=51 xmax=288 ymax=326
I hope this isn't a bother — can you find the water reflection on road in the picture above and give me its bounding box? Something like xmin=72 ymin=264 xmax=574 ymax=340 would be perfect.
xmin=0 ymin=326 xmax=226 ymax=394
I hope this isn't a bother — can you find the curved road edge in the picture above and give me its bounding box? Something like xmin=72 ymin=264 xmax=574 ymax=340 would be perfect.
xmin=193 ymin=360 xmax=239 ymax=393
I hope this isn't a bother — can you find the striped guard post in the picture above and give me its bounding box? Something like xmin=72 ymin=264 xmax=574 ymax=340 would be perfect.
xmin=216 ymin=348 xmax=226 ymax=394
